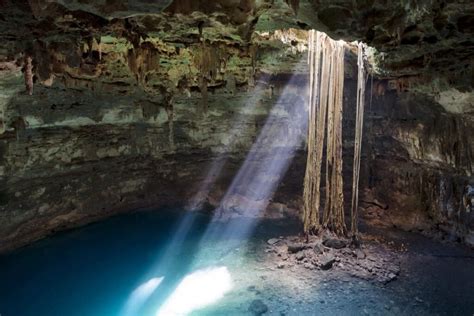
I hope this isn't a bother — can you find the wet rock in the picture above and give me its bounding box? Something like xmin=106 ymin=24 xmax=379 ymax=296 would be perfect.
xmin=275 ymin=244 xmax=289 ymax=255
xmin=354 ymin=249 xmax=366 ymax=259
xmin=387 ymin=273 xmax=397 ymax=282
xmin=304 ymin=262 xmax=315 ymax=270
xmin=295 ymin=251 xmax=305 ymax=261
xmin=249 ymin=299 xmax=268 ymax=315
xmin=320 ymin=255 xmax=336 ymax=270
xmin=313 ymin=243 xmax=324 ymax=254
xmin=323 ymin=238 xmax=347 ymax=249
xmin=341 ymin=247 xmax=351 ymax=254
xmin=287 ymin=243 xmax=305 ymax=253
xmin=267 ymin=238 xmax=280 ymax=245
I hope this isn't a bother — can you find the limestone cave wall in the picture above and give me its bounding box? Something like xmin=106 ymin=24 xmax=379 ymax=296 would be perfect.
xmin=0 ymin=0 xmax=473 ymax=251
xmin=361 ymin=85 xmax=474 ymax=246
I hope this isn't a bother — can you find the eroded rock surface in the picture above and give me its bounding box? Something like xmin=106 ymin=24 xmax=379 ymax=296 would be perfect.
xmin=0 ymin=0 xmax=473 ymax=250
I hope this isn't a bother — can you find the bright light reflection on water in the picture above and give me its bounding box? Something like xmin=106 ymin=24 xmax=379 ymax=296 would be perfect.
xmin=122 ymin=277 xmax=164 ymax=316
xmin=156 ymin=266 xmax=232 ymax=316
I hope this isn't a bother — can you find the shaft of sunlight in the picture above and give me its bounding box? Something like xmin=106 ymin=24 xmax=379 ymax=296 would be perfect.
xmin=186 ymin=85 xmax=268 ymax=211
xmin=202 ymin=58 xmax=308 ymax=241
xmin=120 ymin=81 xmax=268 ymax=315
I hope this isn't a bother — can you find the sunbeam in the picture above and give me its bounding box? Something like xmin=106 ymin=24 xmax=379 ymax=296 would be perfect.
xmin=119 ymin=79 xmax=276 ymax=315
xmin=200 ymin=58 xmax=309 ymax=241
xmin=186 ymin=84 xmax=270 ymax=212
xmin=119 ymin=57 xmax=309 ymax=315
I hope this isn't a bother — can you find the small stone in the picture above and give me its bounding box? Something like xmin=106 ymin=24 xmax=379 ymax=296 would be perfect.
xmin=304 ymin=263 xmax=314 ymax=270
xmin=277 ymin=262 xmax=285 ymax=269
xmin=287 ymin=243 xmax=305 ymax=253
xmin=388 ymin=273 xmax=397 ymax=281
xmin=267 ymin=238 xmax=280 ymax=245
xmin=313 ymin=243 xmax=324 ymax=254
xmin=320 ymin=255 xmax=336 ymax=270
xmin=295 ymin=251 xmax=305 ymax=261
xmin=249 ymin=299 xmax=268 ymax=315
xmin=323 ymin=238 xmax=347 ymax=249
xmin=342 ymin=248 xmax=352 ymax=255
xmin=355 ymin=249 xmax=366 ymax=259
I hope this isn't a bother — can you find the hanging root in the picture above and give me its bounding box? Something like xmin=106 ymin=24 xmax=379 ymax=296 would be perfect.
xmin=322 ymin=39 xmax=346 ymax=236
xmin=303 ymin=30 xmax=321 ymax=235
xmin=350 ymin=42 xmax=366 ymax=239
xmin=303 ymin=31 xmax=346 ymax=236
xmin=303 ymin=31 xmax=368 ymax=238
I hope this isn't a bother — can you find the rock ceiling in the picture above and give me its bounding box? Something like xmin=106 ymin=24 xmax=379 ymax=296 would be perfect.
xmin=0 ymin=0 xmax=473 ymax=94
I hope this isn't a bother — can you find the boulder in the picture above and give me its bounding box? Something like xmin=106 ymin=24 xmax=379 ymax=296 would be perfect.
xmin=287 ymin=243 xmax=305 ymax=253
xmin=313 ymin=243 xmax=324 ymax=254
xmin=320 ymin=255 xmax=336 ymax=270
xmin=295 ymin=251 xmax=305 ymax=261
xmin=267 ymin=238 xmax=280 ymax=245
xmin=249 ymin=299 xmax=268 ymax=315
xmin=323 ymin=238 xmax=347 ymax=249
xmin=354 ymin=249 xmax=366 ymax=259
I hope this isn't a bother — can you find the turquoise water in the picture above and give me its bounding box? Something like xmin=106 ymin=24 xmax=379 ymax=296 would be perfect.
xmin=1 ymin=209 xmax=473 ymax=316
xmin=0 ymin=210 xmax=300 ymax=316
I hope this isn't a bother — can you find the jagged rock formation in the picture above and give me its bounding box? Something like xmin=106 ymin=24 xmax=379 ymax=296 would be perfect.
xmin=0 ymin=0 xmax=472 ymax=250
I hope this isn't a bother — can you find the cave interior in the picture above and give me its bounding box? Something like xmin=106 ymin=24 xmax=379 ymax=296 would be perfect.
xmin=0 ymin=0 xmax=473 ymax=315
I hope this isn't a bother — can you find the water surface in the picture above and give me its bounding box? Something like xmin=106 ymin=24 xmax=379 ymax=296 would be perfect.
xmin=0 ymin=209 xmax=473 ymax=316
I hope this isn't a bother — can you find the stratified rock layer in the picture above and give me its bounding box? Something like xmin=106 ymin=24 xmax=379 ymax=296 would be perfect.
xmin=0 ymin=0 xmax=472 ymax=250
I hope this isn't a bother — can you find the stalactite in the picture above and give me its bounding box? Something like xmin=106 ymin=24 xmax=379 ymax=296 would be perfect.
xmin=285 ymin=0 xmax=299 ymax=15
xmin=351 ymin=42 xmax=366 ymax=239
xmin=127 ymin=43 xmax=160 ymax=87
xmin=165 ymin=99 xmax=175 ymax=150
xmin=199 ymin=76 xmax=208 ymax=113
xmin=10 ymin=116 xmax=27 ymax=141
xmin=24 ymin=55 xmax=33 ymax=95
xmin=194 ymin=42 xmax=221 ymax=113
xmin=194 ymin=42 xmax=222 ymax=82
xmin=96 ymin=37 xmax=102 ymax=61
